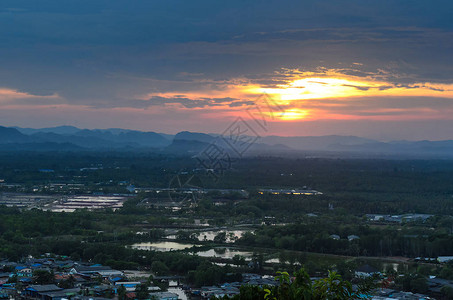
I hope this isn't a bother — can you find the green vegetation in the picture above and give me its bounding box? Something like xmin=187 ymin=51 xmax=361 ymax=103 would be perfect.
xmin=2 ymin=152 xmax=453 ymax=291
xmin=228 ymin=268 xmax=377 ymax=300
xmin=236 ymin=215 xmax=453 ymax=257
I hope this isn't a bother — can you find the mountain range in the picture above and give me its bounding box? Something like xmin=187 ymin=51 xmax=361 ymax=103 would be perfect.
xmin=0 ymin=125 xmax=452 ymax=158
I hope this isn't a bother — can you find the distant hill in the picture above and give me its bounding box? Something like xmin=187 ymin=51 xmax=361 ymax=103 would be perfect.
xmin=6 ymin=126 xmax=171 ymax=150
xmin=30 ymin=132 xmax=120 ymax=149
xmin=171 ymin=131 xmax=305 ymax=156
xmin=14 ymin=125 xmax=81 ymax=135
xmin=169 ymin=131 xmax=453 ymax=158
xmin=174 ymin=131 xmax=215 ymax=143
xmin=330 ymin=140 xmax=453 ymax=156
xmin=260 ymin=135 xmax=376 ymax=151
xmin=0 ymin=142 xmax=84 ymax=152
xmin=165 ymin=139 xmax=211 ymax=154
xmin=0 ymin=126 xmax=31 ymax=143
xmin=72 ymin=129 xmax=170 ymax=148
xmin=3 ymin=125 xmax=453 ymax=158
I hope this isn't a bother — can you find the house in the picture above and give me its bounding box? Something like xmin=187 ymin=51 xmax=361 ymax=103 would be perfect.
xmin=437 ymin=256 xmax=453 ymax=263
xmin=108 ymin=276 xmax=124 ymax=284
xmin=355 ymin=264 xmax=380 ymax=278
xmin=91 ymin=284 xmax=114 ymax=297
xmin=427 ymin=277 xmax=453 ymax=294
xmin=23 ymin=284 xmax=63 ymax=298
xmin=0 ymin=272 xmax=10 ymax=284
xmin=70 ymin=265 xmax=123 ymax=278
xmin=366 ymin=214 xmax=384 ymax=221
xmin=51 ymin=260 xmax=75 ymax=269
xmin=329 ymin=234 xmax=340 ymax=240
xmin=381 ymin=291 xmax=433 ymax=299
xmin=16 ymin=267 xmax=33 ymax=277
xmin=126 ymin=185 xmax=136 ymax=193
xmin=54 ymin=273 xmax=87 ymax=287
xmin=148 ymin=292 xmax=179 ymax=300
xmin=19 ymin=277 xmax=33 ymax=284
xmin=114 ymin=281 xmax=142 ymax=292
xmin=40 ymin=288 xmax=80 ymax=300
xmin=125 ymin=292 xmax=136 ymax=299
xmin=246 ymin=278 xmax=276 ymax=286
xmin=384 ymin=215 xmax=403 ymax=223
xmin=402 ymin=214 xmax=433 ymax=223
xmin=0 ymin=261 xmax=18 ymax=269
xmin=199 ymin=286 xmax=240 ymax=298
xmin=0 ymin=284 xmax=17 ymax=299
xmin=201 ymin=287 xmax=224 ymax=299
xmin=347 ymin=235 xmax=360 ymax=241
xmin=71 ymin=297 xmax=112 ymax=300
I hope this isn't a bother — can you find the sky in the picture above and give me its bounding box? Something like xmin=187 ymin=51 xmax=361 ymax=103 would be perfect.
xmin=0 ymin=0 xmax=452 ymax=140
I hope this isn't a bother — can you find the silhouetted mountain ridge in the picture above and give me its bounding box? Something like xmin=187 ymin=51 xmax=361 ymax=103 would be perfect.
xmin=2 ymin=125 xmax=453 ymax=157
xmin=0 ymin=127 xmax=31 ymax=143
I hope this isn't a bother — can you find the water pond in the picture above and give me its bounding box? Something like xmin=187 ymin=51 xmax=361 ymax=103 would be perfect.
xmin=130 ymin=241 xmax=199 ymax=251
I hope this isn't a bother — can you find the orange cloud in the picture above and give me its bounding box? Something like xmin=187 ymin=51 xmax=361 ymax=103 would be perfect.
xmin=3 ymin=68 xmax=453 ymax=125
xmin=0 ymin=88 xmax=60 ymax=103
xmin=139 ymin=68 xmax=453 ymax=122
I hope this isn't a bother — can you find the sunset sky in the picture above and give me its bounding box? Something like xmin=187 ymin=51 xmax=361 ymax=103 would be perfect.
xmin=0 ymin=0 xmax=452 ymax=140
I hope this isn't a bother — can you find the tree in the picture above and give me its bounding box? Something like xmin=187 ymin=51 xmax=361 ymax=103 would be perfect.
xmin=58 ymin=275 xmax=75 ymax=289
xmin=312 ymin=271 xmax=356 ymax=299
xmin=7 ymin=274 xmax=17 ymax=284
xmin=263 ymin=270 xmax=314 ymax=300
xmin=410 ymin=277 xmax=428 ymax=294
xmin=176 ymin=230 xmax=197 ymax=241
xmin=151 ymin=261 xmax=169 ymax=276
xmin=214 ymin=231 xmax=227 ymax=243
xmin=117 ymin=285 xmax=127 ymax=300
xmin=441 ymin=286 xmax=453 ymax=299
xmin=335 ymin=260 xmax=356 ymax=281
xmin=135 ymin=283 xmax=150 ymax=300
xmin=251 ymin=253 xmax=264 ymax=273
xmin=232 ymin=255 xmax=246 ymax=266
xmin=230 ymin=268 xmax=375 ymax=300
xmin=33 ymin=270 xmax=54 ymax=285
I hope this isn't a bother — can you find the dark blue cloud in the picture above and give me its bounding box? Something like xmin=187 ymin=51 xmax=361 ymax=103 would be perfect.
xmin=0 ymin=0 xmax=452 ymax=113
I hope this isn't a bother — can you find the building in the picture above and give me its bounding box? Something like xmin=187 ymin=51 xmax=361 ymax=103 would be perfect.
xmin=355 ymin=265 xmax=380 ymax=278
xmin=258 ymin=189 xmax=322 ymax=195
xmin=23 ymin=284 xmax=63 ymax=298
xmin=70 ymin=265 xmax=123 ymax=278
xmin=148 ymin=291 xmax=179 ymax=300
xmin=355 ymin=265 xmax=381 ymax=278
xmin=347 ymin=235 xmax=360 ymax=241
xmin=438 ymin=256 xmax=453 ymax=263
xmin=329 ymin=234 xmax=340 ymax=240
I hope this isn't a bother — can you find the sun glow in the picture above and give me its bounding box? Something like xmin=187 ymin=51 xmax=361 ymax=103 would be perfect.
xmin=247 ymin=73 xmax=453 ymax=121
xmin=259 ymin=77 xmax=383 ymax=101
xmin=139 ymin=69 xmax=453 ymax=123
xmin=279 ymin=108 xmax=309 ymax=121
xmin=259 ymin=76 xmax=453 ymax=100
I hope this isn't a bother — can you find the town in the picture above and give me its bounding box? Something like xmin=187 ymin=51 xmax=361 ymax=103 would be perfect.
xmin=1 ymin=153 xmax=453 ymax=299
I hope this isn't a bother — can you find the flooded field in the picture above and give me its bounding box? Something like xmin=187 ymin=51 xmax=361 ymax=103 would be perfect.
xmin=196 ymin=230 xmax=249 ymax=242
xmin=130 ymin=241 xmax=199 ymax=251
xmin=196 ymin=247 xmax=253 ymax=260
xmin=129 ymin=241 xmax=256 ymax=261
